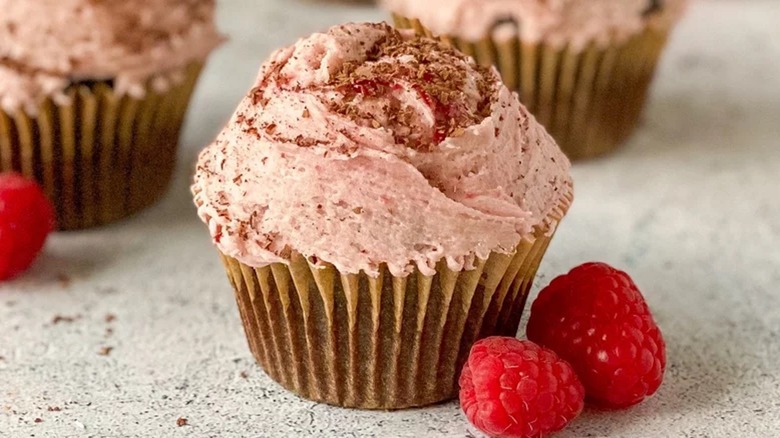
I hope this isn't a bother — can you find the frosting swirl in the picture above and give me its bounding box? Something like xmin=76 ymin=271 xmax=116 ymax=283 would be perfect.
xmin=193 ymin=23 xmax=572 ymax=277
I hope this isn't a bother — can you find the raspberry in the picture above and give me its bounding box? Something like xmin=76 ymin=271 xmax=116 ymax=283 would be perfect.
xmin=0 ymin=173 xmax=55 ymax=280
xmin=459 ymin=337 xmax=585 ymax=438
xmin=527 ymin=262 xmax=666 ymax=408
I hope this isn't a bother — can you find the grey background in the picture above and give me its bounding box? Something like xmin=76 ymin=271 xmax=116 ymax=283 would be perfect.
xmin=2 ymin=0 xmax=779 ymax=436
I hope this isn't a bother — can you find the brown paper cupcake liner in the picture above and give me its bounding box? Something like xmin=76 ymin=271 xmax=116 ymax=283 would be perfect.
xmin=393 ymin=14 xmax=671 ymax=160
xmin=0 ymin=63 xmax=203 ymax=230
xmin=219 ymin=194 xmax=572 ymax=410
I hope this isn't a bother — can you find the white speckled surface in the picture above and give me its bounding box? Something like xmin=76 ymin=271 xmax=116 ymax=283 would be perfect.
xmin=1 ymin=0 xmax=779 ymax=437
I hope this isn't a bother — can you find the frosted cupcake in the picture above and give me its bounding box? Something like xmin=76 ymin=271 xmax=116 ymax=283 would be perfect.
xmin=0 ymin=0 xmax=222 ymax=229
xmin=193 ymin=23 xmax=572 ymax=409
xmin=383 ymin=0 xmax=687 ymax=160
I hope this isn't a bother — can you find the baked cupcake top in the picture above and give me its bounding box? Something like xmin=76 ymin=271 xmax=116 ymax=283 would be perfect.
xmin=0 ymin=0 xmax=223 ymax=114
xmin=382 ymin=0 xmax=687 ymax=49
xmin=193 ymin=22 xmax=572 ymax=277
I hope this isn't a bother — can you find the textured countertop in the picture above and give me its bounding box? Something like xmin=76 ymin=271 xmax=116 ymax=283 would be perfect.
xmin=2 ymin=0 xmax=779 ymax=437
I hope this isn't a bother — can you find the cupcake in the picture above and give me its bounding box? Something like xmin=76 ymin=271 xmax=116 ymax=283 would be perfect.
xmin=0 ymin=0 xmax=223 ymax=230
xmin=193 ymin=22 xmax=573 ymax=409
xmin=383 ymin=0 xmax=687 ymax=160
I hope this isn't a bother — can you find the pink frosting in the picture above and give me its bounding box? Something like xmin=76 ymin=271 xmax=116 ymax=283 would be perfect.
xmin=0 ymin=0 xmax=223 ymax=114
xmin=193 ymin=23 xmax=572 ymax=277
xmin=381 ymin=0 xmax=687 ymax=49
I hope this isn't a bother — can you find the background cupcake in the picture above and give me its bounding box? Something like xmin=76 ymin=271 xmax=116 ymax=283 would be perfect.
xmin=384 ymin=0 xmax=687 ymax=160
xmin=0 ymin=0 xmax=223 ymax=230
xmin=193 ymin=22 xmax=573 ymax=409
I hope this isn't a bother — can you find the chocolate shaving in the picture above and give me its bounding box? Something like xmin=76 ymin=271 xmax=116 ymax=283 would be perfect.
xmin=256 ymin=23 xmax=496 ymax=152
xmin=644 ymin=0 xmax=663 ymax=16
xmin=324 ymin=24 xmax=495 ymax=151
xmin=52 ymin=315 xmax=79 ymax=324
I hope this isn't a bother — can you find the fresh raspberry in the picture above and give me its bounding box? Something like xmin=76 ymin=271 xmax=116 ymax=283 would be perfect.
xmin=527 ymin=262 xmax=666 ymax=408
xmin=459 ymin=337 xmax=585 ymax=438
xmin=0 ymin=173 xmax=55 ymax=280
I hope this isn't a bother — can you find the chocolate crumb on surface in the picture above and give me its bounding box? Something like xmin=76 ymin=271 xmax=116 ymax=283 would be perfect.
xmin=34 ymin=418 xmax=43 ymax=423
xmin=51 ymin=315 xmax=80 ymax=325
xmin=98 ymin=346 xmax=114 ymax=356
xmin=56 ymin=273 xmax=71 ymax=287
xmin=176 ymin=417 xmax=188 ymax=427
xmin=105 ymin=313 xmax=116 ymax=323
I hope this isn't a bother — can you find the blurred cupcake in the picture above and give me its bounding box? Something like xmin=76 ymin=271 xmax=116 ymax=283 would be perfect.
xmin=384 ymin=0 xmax=687 ymax=160
xmin=193 ymin=23 xmax=573 ymax=409
xmin=0 ymin=0 xmax=223 ymax=229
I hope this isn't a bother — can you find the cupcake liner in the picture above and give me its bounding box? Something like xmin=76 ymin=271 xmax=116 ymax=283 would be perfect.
xmin=219 ymin=194 xmax=572 ymax=410
xmin=0 ymin=63 xmax=203 ymax=230
xmin=393 ymin=14 xmax=671 ymax=160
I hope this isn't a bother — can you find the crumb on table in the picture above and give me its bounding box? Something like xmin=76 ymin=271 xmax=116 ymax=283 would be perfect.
xmin=51 ymin=315 xmax=80 ymax=324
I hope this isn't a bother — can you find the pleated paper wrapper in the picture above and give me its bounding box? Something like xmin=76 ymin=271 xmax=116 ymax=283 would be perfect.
xmin=220 ymin=193 xmax=572 ymax=410
xmin=393 ymin=15 xmax=672 ymax=161
xmin=0 ymin=63 xmax=203 ymax=230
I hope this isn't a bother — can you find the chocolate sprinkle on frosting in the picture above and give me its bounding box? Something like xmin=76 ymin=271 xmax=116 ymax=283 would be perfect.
xmin=644 ymin=0 xmax=664 ymax=16
xmin=328 ymin=26 xmax=495 ymax=151
xmin=260 ymin=23 xmax=497 ymax=152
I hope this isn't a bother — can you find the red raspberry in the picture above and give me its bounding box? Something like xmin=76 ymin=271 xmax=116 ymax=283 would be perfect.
xmin=0 ymin=173 xmax=55 ymax=280
xmin=459 ymin=337 xmax=585 ymax=438
xmin=527 ymin=262 xmax=666 ymax=408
